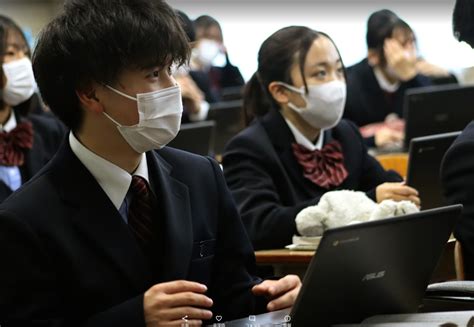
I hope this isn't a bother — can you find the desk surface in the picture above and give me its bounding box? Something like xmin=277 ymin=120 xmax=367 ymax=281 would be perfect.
xmin=255 ymin=249 xmax=315 ymax=264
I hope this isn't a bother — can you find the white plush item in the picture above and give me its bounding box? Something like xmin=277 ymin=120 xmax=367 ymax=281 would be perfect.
xmin=295 ymin=190 xmax=419 ymax=237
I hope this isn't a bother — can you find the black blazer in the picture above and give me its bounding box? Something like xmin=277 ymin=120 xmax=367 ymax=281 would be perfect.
xmin=441 ymin=121 xmax=474 ymax=278
xmin=0 ymin=141 xmax=266 ymax=326
xmin=0 ymin=113 xmax=65 ymax=202
xmin=222 ymin=110 xmax=402 ymax=250
xmin=344 ymin=58 xmax=431 ymax=127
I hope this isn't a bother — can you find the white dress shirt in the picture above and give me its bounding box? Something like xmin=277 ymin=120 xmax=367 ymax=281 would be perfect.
xmin=284 ymin=116 xmax=324 ymax=151
xmin=373 ymin=67 xmax=401 ymax=93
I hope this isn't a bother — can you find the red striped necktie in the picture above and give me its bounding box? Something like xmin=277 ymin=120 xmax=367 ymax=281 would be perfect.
xmin=292 ymin=140 xmax=348 ymax=189
xmin=0 ymin=121 xmax=33 ymax=166
xmin=128 ymin=176 xmax=154 ymax=249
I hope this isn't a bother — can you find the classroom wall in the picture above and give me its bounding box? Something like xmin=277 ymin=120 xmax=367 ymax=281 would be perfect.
xmin=168 ymin=0 xmax=474 ymax=82
xmin=0 ymin=0 xmax=61 ymax=48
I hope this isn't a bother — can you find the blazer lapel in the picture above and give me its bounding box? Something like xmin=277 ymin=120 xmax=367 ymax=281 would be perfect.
xmin=54 ymin=142 xmax=152 ymax=291
xmin=261 ymin=110 xmax=317 ymax=198
xmin=147 ymin=150 xmax=193 ymax=281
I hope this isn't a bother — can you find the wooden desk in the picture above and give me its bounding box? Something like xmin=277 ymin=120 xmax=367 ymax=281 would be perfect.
xmin=255 ymin=238 xmax=458 ymax=282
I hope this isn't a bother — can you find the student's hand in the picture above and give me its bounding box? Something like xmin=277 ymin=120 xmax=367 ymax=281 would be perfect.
xmin=416 ymin=59 xmax=450 ymax=78
xmin=252 ymin=275 xmax=302 ymax=311
xmin=374 ymin=127 xmax=404 ymax=148
xmin=143 ymin=280 xmax=213 ymax=326
xmin=376 ymin=182 xmax=420 ymax=206
xmin=384 ymin=38 xmax=417 ymax=81
xmin=176 ymin=74 xmax=204 ymax=114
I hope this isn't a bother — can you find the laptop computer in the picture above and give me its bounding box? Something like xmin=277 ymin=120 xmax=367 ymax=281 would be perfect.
xmin=403 ymin=84 xmax=474 ymax=149
xmin=168 ymin=120 xmax=216 ymax=156
xmin=406 ymin=131 xmax=461 ymax=210
xmin=225 ymin=205 xmax=462 ymax=327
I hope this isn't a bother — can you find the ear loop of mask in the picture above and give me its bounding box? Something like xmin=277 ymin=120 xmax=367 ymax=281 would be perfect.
xmin=105 ymin=84 xmax=137 ymax=101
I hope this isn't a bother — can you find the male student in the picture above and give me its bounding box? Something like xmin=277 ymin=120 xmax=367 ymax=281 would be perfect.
xmin=442 ymin=0 xmax=474 ymax=279
xmin=343 ymin=9 xmax=431 ymax=148
xmin=0 ymin=0 xmax=301 ymax=326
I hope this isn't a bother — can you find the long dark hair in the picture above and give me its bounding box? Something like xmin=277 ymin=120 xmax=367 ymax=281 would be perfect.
xmin=243 ymin=26 xmax=344 ymax=125
xmin=0 ymin=15 xmax=36 ymax=116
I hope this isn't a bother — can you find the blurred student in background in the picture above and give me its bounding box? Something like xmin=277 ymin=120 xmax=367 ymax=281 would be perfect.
xmin=190 ymin=15 xmax=245 ymax=102
xmin=0 ymin=15 xmax=64 ymax=202
xmin=175 ymin=10 xmax=210 ymax=123
xmin=344 ymin=9 xmax=443 ymax=149
xmin=442 ymin=0 xmax=474 ymax=279
xmin=223 ymin=26 xmax=420 ymax=250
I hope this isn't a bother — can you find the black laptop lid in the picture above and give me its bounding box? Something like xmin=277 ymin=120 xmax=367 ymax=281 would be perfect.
xmin=403 ymin=84 xmax=474 ymax=149
xmin=290 ymin=205 xmax=462 ymax=327
xmin=406 ymin=131 xmax=461 ymax=210
xmin=168 ymin=120 xmax=216 ymax=156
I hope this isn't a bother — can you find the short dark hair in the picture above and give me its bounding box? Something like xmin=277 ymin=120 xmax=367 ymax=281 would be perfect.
xmin=453 ymin=0 xmax=474 ymax=47
xmin=33 ymin=0 xmax=190 ymax=131
xmin=366 ymin=9 xmax=414 ymax=51
xmin=243 ymin=26 xmax=345 ymax=125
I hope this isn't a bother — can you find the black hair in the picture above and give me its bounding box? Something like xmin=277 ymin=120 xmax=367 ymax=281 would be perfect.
xmin=194 ymin=15 xmax=222 ymax=41
xmin=176 ymin=10 xmax=195 ymax=43
xmin=366 ymin=9 xmax=415 ymax=61
xmin=33 ymin=0 xmax=190 ymax=131
xmin=0 ymin=15 xmax=37 ymax=116
xmin=453 ymin=0 xmax=474 ymax=48
xmin=243 ymin=26 xmax=344 ymax=125
xmin=0 ymin=15 xmax=30 ymax=60
xmin=194 ymin=15 xmax=221 ymax=32
xmin=366 ymin=9 xmax=399 ymax=49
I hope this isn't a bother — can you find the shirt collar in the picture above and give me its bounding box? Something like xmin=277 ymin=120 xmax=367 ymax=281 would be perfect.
xmin=373 ymin=67 xmax=401 ymax=93
xmin=1 ymin=111 xmax=17 ymax=132
xmin=69 ymin=132 xmax=149 ymax=210
xmin=284 ymin=116 xmax=324 ymax=151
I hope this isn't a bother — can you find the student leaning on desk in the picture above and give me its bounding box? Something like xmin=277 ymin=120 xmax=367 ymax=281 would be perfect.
xmin=442 ymin=0 xmax=474 ymax=281
xmin=0 ymin=0 xmax=301 ymax=325
xmin=222 ymin=26 xmax=420 ymax=251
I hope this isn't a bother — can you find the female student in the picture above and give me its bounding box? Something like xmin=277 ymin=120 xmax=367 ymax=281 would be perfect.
xmin=0 ymin=15 xmax=64 ymax=201
xmin=222 ymin=26 xmax=420 ymax=250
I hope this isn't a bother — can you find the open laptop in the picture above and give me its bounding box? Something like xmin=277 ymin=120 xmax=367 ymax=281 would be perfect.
xmin=406 ymin=131 xmax=461 ymax=210
xmin=225 ymin=205 xmax=462 ymax=327
xmin=403 ymin=84 xmax=474 ymax=149
xmin=168 ymin=120 xmax=216 ymax=156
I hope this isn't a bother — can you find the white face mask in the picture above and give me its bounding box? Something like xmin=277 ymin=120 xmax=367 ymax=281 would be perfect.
xmin=279 ymin=80 xmax=346 ymax=130
xmin=1 ymin=57 xmax=36 ymax=106
xmin=103 ymin=84 xmax=183 ymax=153
xmin=194 ymin=39 xmax=221 ymax=67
